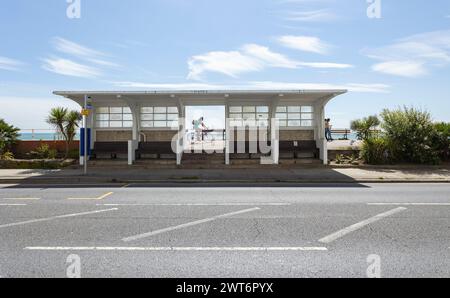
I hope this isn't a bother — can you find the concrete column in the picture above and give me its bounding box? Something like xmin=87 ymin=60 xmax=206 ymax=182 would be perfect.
xmin=225 ymin=104 xmax=230 ymax=165
xmin=176 ymin=101 xmax=185 ymax=166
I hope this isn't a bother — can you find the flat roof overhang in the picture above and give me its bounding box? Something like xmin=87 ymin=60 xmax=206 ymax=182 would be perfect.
xmin=53 ymin=89 xmax=347 ymax=106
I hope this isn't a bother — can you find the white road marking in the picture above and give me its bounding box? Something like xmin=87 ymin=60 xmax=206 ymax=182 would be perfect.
xmin=0 ymin=204 xmax=27 ymax=206
xmin=122 ymin=207 xmax=260 ymax=242
xmin=2 ymin=198 xmax=40 ymax=200
xmin=67 ymin=192 xmax=113 ymax=200
xmin=0 ymin=208 xmax=118 ymax=229
xmin=318 ymin=207 xmax=407 ymax=244
xmin=24 ymin=246 xmax=327 ymax=251
xmin=368 ymin=203 xmax=450 ymax=206
xmin=97 ymin=203 xmax=291 ymax=206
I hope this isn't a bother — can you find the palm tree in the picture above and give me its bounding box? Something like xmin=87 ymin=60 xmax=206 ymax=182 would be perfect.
xmin=0 ymin=119 xmax=20 ymax=155
xmin=47 ymin=107 xmax=82 ymax=158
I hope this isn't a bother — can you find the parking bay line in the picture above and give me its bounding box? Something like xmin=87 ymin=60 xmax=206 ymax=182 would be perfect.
xmin=0 ymin=203 xmax=27 ymax=206
xmin=103 ymin=203 xmax=290 ymax=206
xmin=2 ymin=198 xmax=41 ymax=201
xmin=122 ymin=207 xmax=261 ymax=242
xmin=318 ymin=207 xmax=407 ymax=244
xmin=0 ymin=208 xmax=118 ymax=229
xmin=24 ymin=246 xmax=328 ymax=252
xmin=368 ymin=203 xmax=450 ymax=206
xmin=67 ymin=192 xmax=114 ymax=201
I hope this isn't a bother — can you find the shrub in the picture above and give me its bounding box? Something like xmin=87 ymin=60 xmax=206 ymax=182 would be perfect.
xmin=433 ymin=122 xmax=450 ymax=161
xmin=360 ymin=137 xmax=389 ymax=165
xmin=0 ymin=119 xmax=20 ymax=155
xmin=381 ymin=107 xmax=440 ymax=164
xmin=28 ymin=144 xmax=58 ymax=159
xmin=0 ymin=151 xmax=14 ymax=160
xmin=350 ymin=115 xmax=380 ymax=141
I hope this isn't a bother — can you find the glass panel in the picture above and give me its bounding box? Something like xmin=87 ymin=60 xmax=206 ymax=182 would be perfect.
xmin=154 ymin=114 xmax=167 ymax=121
xmin=96 ymin=121 xmax=109 ymax=128
xmin=123 ymin=107 xmax=131 ymax=114
xmin=301 ymin=106 xmax=313 ymax=113
xmin=288 ymin=120 xmax=301 ymax=127
xmin=229 ymin=106 xmax=242 ymax=113
xmin=277 ymin=120 xmax=287 ymax=127
xmin=141 ymin=107 xmax=153 ymax=113
xmin=110 ymin=114 xmax=123 ymax=121
xmin=276 ymin=106 xmax=287 ymax=113
xmin=97 ymin=114 xmax=109 ymax=121
xmin=258 ymin=120 xmax=269 ymax=127
xmin=257 ymin=113 xmax=268 ymax=119
xmin=230 ymin=120 xmax=242 ymax=127
xmin=110 ymin=107 xmax=122 ymax=114
xmin=141 ymin=121 xmax=154 ymax=128
xmin=109 ymin=121 xmax=123 ymax=127
xmin=154 ymin=107 xmax=167 ymax=113
xmin=256 ymin=106 xmax=269 ymax=113
xmin=244 ymin=119 xmax=257 ymax=127
xmin=288 ymin=106 xmax=301 ymax=113
xmin=229 ymin=113 xmax=242 ymax=119
xmin=168 ymin=120 xmax=179 ymax=127
xmin=141 ymin=114 xmax=153 ymax=121
xmin=243 ymin=106 xmax=256 ymax=113
xmin=301 ymin=113 xmax=313 ymax=120
xmin=97 ymin=107 xmax=109 ymax=113
xmin=243 ymin=113 xmax=256 ymax=120
xmin=123 ymin=121 xmax=133 ymax=128
xmin=167 ymin=107 xmax=178 ymax=113
xmin=167 ymin=114 xmax=178 ymax=121
xmin=276 ymin=113 xmax=287 ymax=120
xmin=288 ymin=113 xmax=301 ymax=120
xmin=301 ymin=120 xmax=313 ymax=127
xmin=154 ymin=121 xmax=167 ymax=127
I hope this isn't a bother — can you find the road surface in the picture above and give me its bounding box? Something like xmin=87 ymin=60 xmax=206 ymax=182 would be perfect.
xmin=0 ymin=183 xmax=448 ymax=278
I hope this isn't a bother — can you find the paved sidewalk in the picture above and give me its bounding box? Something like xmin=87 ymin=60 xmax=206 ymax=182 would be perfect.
xmin=0 ymin=164 xmax=449 ymax=184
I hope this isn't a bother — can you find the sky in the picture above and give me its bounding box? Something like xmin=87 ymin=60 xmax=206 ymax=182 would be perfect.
xmin=0 ymin=0 xmax=450 ymax=130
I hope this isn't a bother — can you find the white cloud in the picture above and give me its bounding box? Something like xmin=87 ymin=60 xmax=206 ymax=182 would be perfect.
xmin=283 ymin=9 xmax=337 ymax=22
xmin=42 ymin=57 xmax=101 ymax=78
xmin=278 ymin=35 xmax=330 ymax=54
xmin=297 ymin=62 xmax=353 ymax=69
xmin=112 ymin=81 xmax=389 ymax=93
xmin=0 ymin=56 xmax=24 ymax=71
xmin=187 ymin=51 xmax=262 ymax=80
xmin=52 ymin=37 xmax=119 ymax=67
xmin=365 ymin=30 xmax=450 ymax=77
xmin=187 ymin=43 xmax=352 ymax=79
xmin=241 ymin=44 xmax=299 ymax=68
xmin=371 ymin=61 xmax=427 ymax=78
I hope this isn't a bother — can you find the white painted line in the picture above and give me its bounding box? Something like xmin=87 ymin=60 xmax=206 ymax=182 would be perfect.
xmin=2 ymin=198 xmax=40 ymax=200
xmin=318 ymin=207 xmax=407 ymax=244
xmin=24 ymin=246 xmax=328 ymax=251
xmin=68 ymin=192 xmax=113 ymax=200
xmin=0 ymin=208 xmax=118 ymax=229
xmin=122 ymin=207 xmax=260 ymax=242
xmin=97 ymin=203 xmax=291 ymax=207
xmin=0 ymin=203 xmax=27 ymax=206
xmin=368 ymin=203 xmax=450 ymax=206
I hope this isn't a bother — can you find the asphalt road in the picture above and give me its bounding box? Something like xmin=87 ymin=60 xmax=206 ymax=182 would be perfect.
xmin=0 ymin=183 xmax=449 ymax=278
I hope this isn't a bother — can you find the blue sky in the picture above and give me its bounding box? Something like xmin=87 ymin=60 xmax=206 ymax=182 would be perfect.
xmin=1 ymin=0 xmax=450 ymax=129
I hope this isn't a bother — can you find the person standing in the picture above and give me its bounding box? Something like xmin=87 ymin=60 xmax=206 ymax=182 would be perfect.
xmin=325 ymin=118 xmax=333 ymax=141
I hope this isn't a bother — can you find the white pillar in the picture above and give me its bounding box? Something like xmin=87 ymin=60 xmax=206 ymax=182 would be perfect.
xmin=225 ymin=105 xmax=230 ymax=165
xmin=176 ymin=101 xmax=185 ymax=166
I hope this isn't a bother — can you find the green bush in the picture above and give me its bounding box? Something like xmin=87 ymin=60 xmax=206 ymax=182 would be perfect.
xmin=360 ymin=137 xmax=389 ymax=165
xmin=350 ymin=115 xmax=380 ymax=141
xmin=433 ymin=122 xmax=450 ymax=161
xmin=381 ymin=107 xmax=440 ymax=164
xmin=0 ymin=151 xmax=14 ymax=160
xmin=0 ymin=119 xmax=20 ymax=155
xmin=28 ymin=144 xmax=58 ymax=159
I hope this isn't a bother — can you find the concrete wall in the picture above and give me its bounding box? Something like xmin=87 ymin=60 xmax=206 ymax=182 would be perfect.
xmin=12 ymin=140 xmax=79 ymax=158
xmin=141 ymin=130 xmax=178 ymax=142
xmin=279 ymin=130 xmax=314 ymax=141
xmin=96 ymin=131 xmax=132 ymax=142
